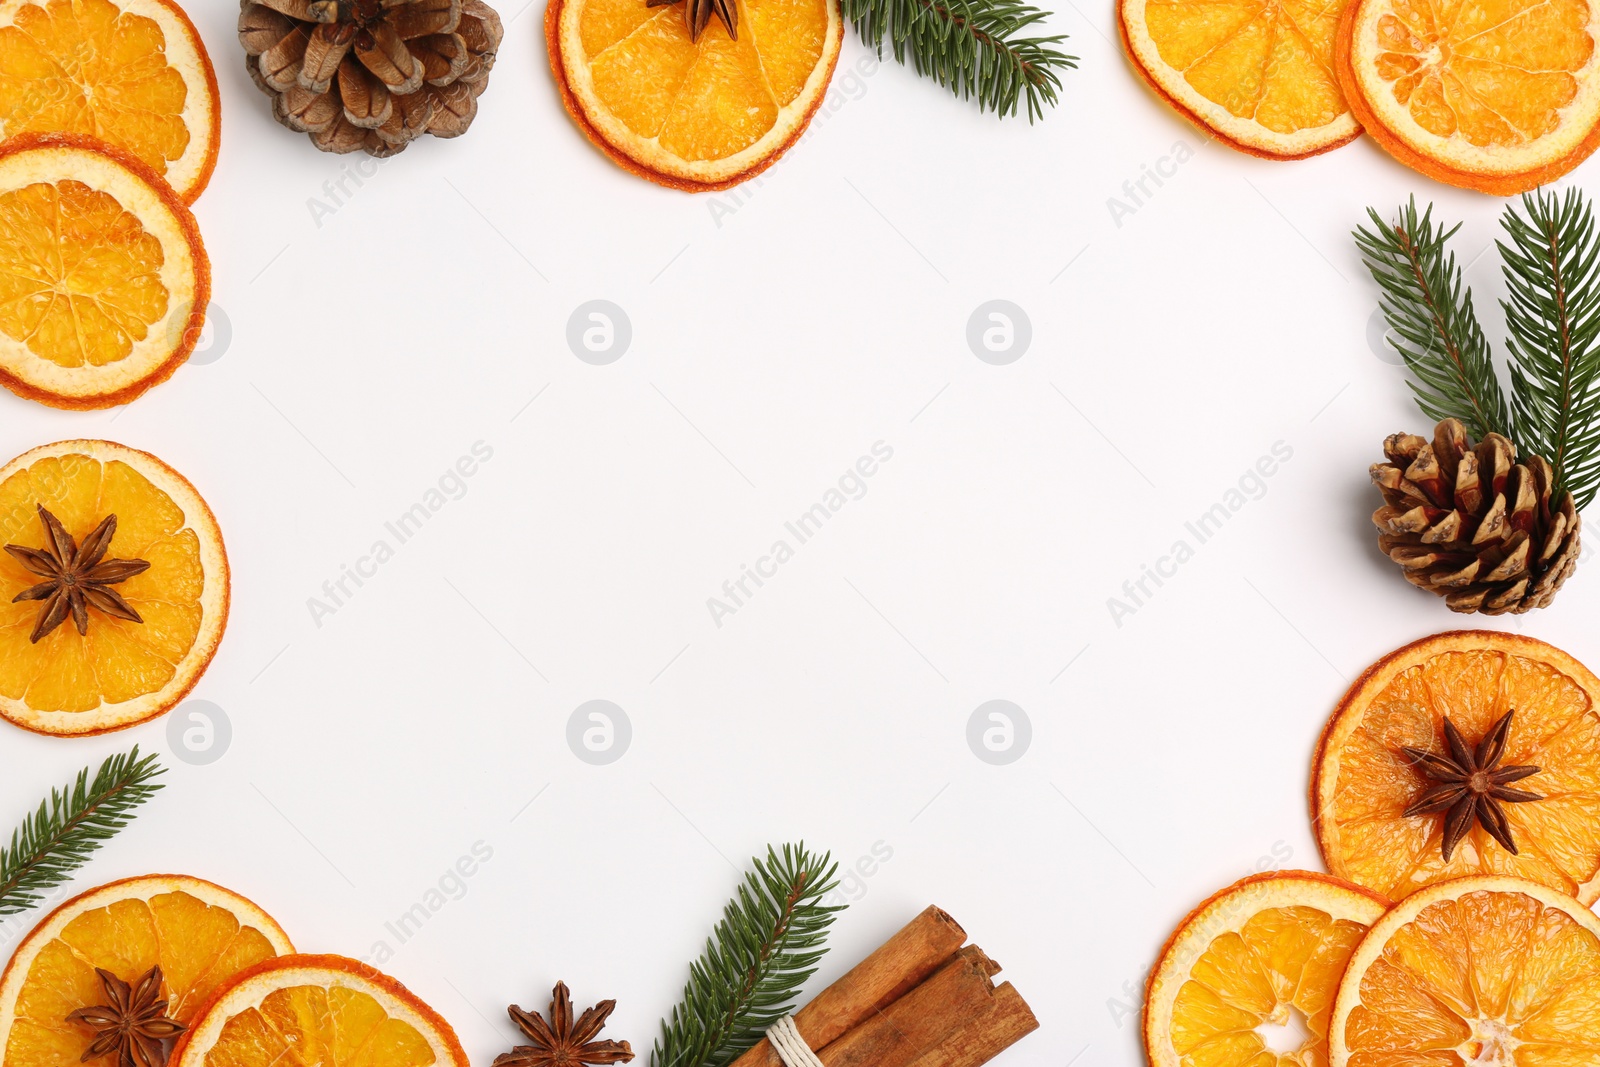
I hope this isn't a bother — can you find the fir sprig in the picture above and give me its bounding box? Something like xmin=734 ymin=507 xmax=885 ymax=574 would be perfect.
xmin=1355 ymin=197 xmax=1510 ymax=441
xmin=653 ymin=843 xmax=843 ymax=1067
xmin=1357 ymin=191 xmax=1600 ymax=511
xmin=1500 ymin=189 xmax=1600 ymax=509
xmin=843 ymin=0 xmax=1075 ymax=120
xmin=0 ymin=747 xmax=165 ymax=917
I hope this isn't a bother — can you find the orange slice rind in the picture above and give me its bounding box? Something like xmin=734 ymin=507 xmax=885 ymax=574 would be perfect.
xmin=1336 ymin=0 xmax=1600 ymax=194
xmin=1144 ymin=871 xmax=1390 ymax=1067
xmin=0 ymin=874 xmax=293 ymax=1067
xmin=548 ymin=0 xmax=844 ymax=190
xmin=0 ymin=0 xmax=221 ymax=203
xmin=1314 ymin=631 xmax=1600 ymax=905
xmin=0 ymin=133 xmax=209 ymax=410
xmin=171 ymin=954 xmax=470 ymax=1067
xmin=1329 ymin=875 xmax=1600 ymax=1067
xmin=1119 ymin=0 xmax=1361 ymax=159
xmin=0 ymin=439 xmax=229 ymax=736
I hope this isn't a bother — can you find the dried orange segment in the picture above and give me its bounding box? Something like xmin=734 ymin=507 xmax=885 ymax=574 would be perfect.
xmin=0 ymin=134 xmax=207 ymax=409
xmin=1314 ymin=632 xmax=1600 ymax=905
xmin=171 ymin=955 xmax=469 ymax=1067
xmin=0 ymin=439 xmax=228 ymax=736
xmin=0 ymin=876 xmax=294 ymax=1067
xmin=1119 ymin=0 xmax=1360 ymax=158
xmin=0 ymin=0 xmax=220 ymax=202
xmin=0 ymin=179 xmax=169 ymax=369
xmin=1330 ymin=876 xmax=1600 ymax=1067
xmin=1145 ymin=872 xmax=1389 ymax=1067
xmin=1337 ymin=0 xmax=1600 ymax=194
xmin=549 ymin=0 xmax=843 ymax=189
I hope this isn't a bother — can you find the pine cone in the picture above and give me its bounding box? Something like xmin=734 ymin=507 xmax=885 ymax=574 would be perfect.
xmin=1371 ymin=418 xmax=1580 ymax=614
xmin=239 ymin=0 xmax=502 ymax=157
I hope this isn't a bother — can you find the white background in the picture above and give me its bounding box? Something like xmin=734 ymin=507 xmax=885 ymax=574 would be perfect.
xmin=3 ymin=1 xmax=1599 ymax=1065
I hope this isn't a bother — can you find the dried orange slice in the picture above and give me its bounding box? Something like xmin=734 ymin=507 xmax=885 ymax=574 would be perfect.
xmin=0 ymin=134 xmax=208 ymax=409
xmin=1330 ymin=875 xmax=1600 ymax=1067
xmin=548 ymin=0 xmax=843 ymax=190
xmin=0 ymin=440 xmax=228 ymax=736
xmin=1336 ymin=0 xmax=1600 ymax=194
xmin=1314 ymin=631 xmax=1600 ymax=906
xmin=1144 ymin=871 xmax=1390 ymax=1067
xmin=0 ymin=0 xmax=220 ymax=202
xmin=0 ymin=875 xmax=294 ymax=1067
xmin=1119 ymin=0 xmax=1360 ymax=158
xmin=171 ymin=954 xmax=470 ymax=1067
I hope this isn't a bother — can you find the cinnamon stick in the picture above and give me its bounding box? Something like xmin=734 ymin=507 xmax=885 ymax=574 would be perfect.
xmin=816 ymin=946 xmax=1004 ymax=1067
xmin=901 ymin=982 xmax=1039 ymax=1067
xmin=729 ymin=905 xmax=967 ymax=1067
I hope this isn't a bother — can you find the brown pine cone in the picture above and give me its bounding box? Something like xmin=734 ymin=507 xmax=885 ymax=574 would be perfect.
xmin=1371 ymin=417 xmax=1580 ymax=614
xmin=239 ymin=0 xmax=502 ymax=157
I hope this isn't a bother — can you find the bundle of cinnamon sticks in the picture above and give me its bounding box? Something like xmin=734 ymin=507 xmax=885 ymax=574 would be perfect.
xmin=730 ymin=906 xmax=1037 ymax=1067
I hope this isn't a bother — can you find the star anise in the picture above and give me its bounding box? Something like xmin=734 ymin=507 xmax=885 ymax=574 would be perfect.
xmin=493 ymin=982 xmax=634 ymax=1067
xmin=4 ymin=505 xmax=150 ymax=643
xmin=646 ymin=0 xmax=736 ymax=43
xmin=66 ymin=966 xmax=186 ymax=1067
xmin=1401 ymin=710 xmax=1543 ymax=861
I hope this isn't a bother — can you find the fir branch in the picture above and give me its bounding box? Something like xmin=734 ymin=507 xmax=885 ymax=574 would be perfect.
xmin=1500 ymin=188 xmax=1600 ymax=510
xmin=653 ymin=843 xmax=843 ymax=1067
xmin=0 ymin=747 xmax=165 ymax=917
xmin=1355 ymin=198 xmax=1511 ymax=441
xmin=843 ymin=0 xmax=1075 ymax=120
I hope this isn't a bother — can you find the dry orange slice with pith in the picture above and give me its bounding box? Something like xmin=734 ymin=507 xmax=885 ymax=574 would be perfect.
xmin=0 ymin=875 xmax=294 ymax=1067
xmin=0 ymin=134 xmax=209 ymax=410
xmin=1314 ymin=631 xmax=1600 ymax=906
xmin=0 ymin=439 xmax=228 ymax=736
xmin=548 ymin=0 xmax=843 ymax=190
xmin=1144 ymin=871 xmax=1391 ymax=1067
xmin=1329 ymin=876 xmax=1600 ymax=1067
xmin=0 ymin=0 xmax=221 ymax=203
xmin=1335 ymin=0 xmax=1600 ymax=194
xmin=1118 ymin=0 xmax=1360 ymax=159
xmin=171 ymin=954 xmax=470 ymax=1067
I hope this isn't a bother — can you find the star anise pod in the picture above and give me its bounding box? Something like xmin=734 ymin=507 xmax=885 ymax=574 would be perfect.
xmin=66 ymin=966 xmax=186 ymax=1067
xmin=4 ymin=505 xmax=150 ymax=643
xmin=646 ymin=0 xmax=736 ymax=43
xmin=493 ymin=982 xmax=634 ymax=1067
xmin=1401 ymin=710 xmax=1543 ymax=861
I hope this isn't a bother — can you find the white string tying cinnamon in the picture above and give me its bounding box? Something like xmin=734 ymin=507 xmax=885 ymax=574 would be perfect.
xmin=766 ymin=1015 xmax=825 ymax=1067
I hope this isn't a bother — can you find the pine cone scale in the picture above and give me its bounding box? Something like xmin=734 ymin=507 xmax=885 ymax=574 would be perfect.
xmin=1483 ymin=538 xmax=1529 ymax=582
xmin=258 ymin=27 xmax=308 ymax=91
xmin=1372 ymin=418 xmax=1581 ymax=615
xmin=1542 ymin=510 xmax=1574 ymax=560
xmin=340 ymin=60 xmax=393 ymax=127
xmin=391 ymin=0 xmax=460 ymax=38
xmin=300 ymin=24 xmax=350 ymax=91
xmin=240 ymin=5 xmax=294 ymax=54
xmin=240 ymin=0 xmax=496 ymax=155
xmin=354 ymin=25 xmax=416 ymax=92
xmin=426 ymin=80 xmax=476 ymax=137
xmin=257 ymin=0 xmax=324 ymax=19
xmin=415 ymin=33 xmax=467 ymax=84
xmin=1423 ymin=511 xmax=1460 ymax=543
xmin=279 ymin=84 xmax=340 ymax=131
